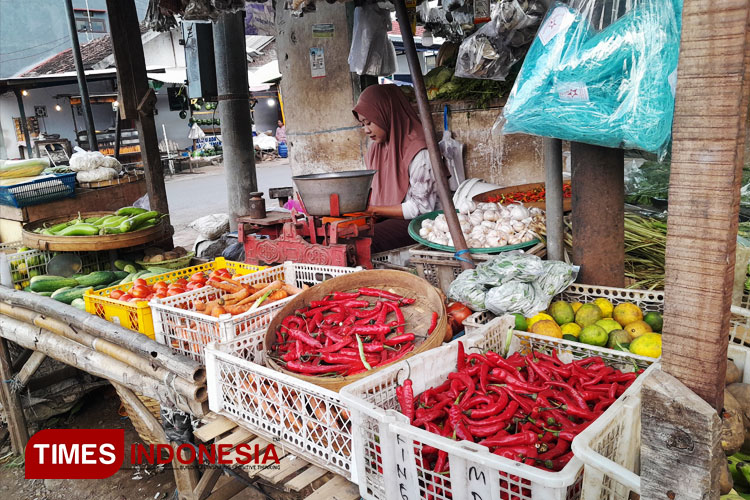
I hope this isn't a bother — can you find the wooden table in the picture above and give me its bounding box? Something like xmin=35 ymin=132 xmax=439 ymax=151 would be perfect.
xmin=0 ymin=179 xmax=147 ymax=243
xmin=175 ymin=413 xmax=360 ymax=500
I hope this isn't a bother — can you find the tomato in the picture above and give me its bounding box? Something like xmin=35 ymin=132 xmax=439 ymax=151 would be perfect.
xmin=446 ymin=302 xmax=472 ymax=325
xmin=190 ymin=272 xmax=206 ymax=282
xmin=146 ymin=294 xmax=155 ymax=301
xmin=133 ymin=278 xmax=147 ymax=287
xmin=119 ymin=294 xmax=133 ymax=301
xmin=129 ymin=297 xmax=143 ymax=303
xmin=173 ymin=278 xmax=188 ymax=287
xmin=131 ymin=286 xmax=150 ymax=298
xmin=156 ymin=291 xmax=167 ymax=299
xmin=110 ymin=289 xmax=124 ymax=300
xmin=186 ymin=282 xmax=201 ymax=291
xmin=217 ymin=268 xmax=231 ymax=276
xmin=153 ymin=281 xmax=168 ymax=290
xmin=167 ymin=288 xmax=186 ymax=296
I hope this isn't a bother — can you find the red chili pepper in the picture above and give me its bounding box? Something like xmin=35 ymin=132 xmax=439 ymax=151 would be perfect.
xmin=427 ymin=311 xmax=438 ymax=335
xmin=358 ymin=287 xmax=412 ymax=303
xmin=382 ymin=301 xmax=406 ymax=334
xmin=329 ymin=291 xmax=361 ymax=300
xmin=351 ymin=324 xmax=391 ymax=336
xmin=288 ymin=329 xmax=323 ymax=349
xmin=460 ymin=394 xmax=494 ymax=410
xmin=544 ymin=380 xmax=589 ymax=409
xmin=285 ymin=360 xmax=347 ymax=374
xmin=480 ymin=430 xmax=537 ymax=448
xmin=383 ymin=333 xmax=415 ymax=346
xmin=320 ymin=338 xmax=351 ymax=353
xmin=402 ymin=379 xmax=415 ymax=421
xmin=464 ymin=401 xmax=508 ymax=420
xmin=457 ymin=341 xmax=466 ymax=371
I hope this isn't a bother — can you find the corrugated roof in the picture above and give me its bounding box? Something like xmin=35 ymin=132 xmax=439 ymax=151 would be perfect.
xmin=21 ymin=23 xmax=150 ymax=77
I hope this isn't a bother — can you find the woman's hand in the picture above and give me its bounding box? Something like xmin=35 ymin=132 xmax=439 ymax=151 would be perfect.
xmin=366 ymin=205 xmax=404 ymax=219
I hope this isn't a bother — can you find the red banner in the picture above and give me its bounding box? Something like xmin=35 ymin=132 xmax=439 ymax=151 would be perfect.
xmin=25 ymin=429 xmax=124 ymax=479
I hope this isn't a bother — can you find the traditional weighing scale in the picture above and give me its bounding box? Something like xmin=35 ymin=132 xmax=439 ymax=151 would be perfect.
xmin=238 ymin=170 xmax=377 ymax=268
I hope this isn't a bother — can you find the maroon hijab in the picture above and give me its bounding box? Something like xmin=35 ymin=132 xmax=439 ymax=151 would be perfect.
xmin=353 ymin=85 xmax=427 ymax=206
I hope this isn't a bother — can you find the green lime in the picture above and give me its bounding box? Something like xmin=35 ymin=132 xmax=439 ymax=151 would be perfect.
xmin=643 ymin=311 xmax=663 ymax=333
xmin=595 ymin=319 xmax=621 ymax=334
xmin=513 ymin=314 xmax=527 ymax=332
xmin=607 ymin=329 xmax=633 ymax=349
xmin=575 ymin=303 xmax=603 ymax=327
xmin=579 ymin=324 xmax=608 ymax=347
xmin=548 ymin=301 xmax=575 ymax=325
xmin=562 ymin=334 xmax=579 ymax=342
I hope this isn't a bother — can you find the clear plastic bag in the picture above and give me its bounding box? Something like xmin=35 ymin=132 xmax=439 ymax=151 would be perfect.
xmin=485 ymin=281 xmax=546 ymax=317
xmin=348 ymin=4 xmax=397 ymax=76
xmin=497 ymin=0 xmax=682 ymax=155
xmin=448 ymin=269 xmax=489 ymax=311
xmin=455 ymin=0 xmax=546 ymax=80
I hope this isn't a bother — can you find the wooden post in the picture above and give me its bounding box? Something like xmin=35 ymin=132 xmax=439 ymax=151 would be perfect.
xmin=105 ymin=0 xmax=170 ymax=216
xmin=0 ymin=338 xmax=28 ymax=454
xmin=570 ymin=143 xmax=625 ymax=286
xmin=641 ymin=0 xmax=750 ymax=497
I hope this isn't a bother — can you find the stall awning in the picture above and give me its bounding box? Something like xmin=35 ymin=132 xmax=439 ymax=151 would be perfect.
xmin=248 ymin=60 xmax=281 ymax=86
xmin=147 ymin=67 xmax=187 ymax=84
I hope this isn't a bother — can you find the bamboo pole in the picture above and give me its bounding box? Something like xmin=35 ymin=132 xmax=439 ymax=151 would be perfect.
xmin=112 ymin=382 xmax=169 ymax=444
xmin=0 ymin=288 xmax=204 ymax=383
xmin=0 ymin=303 xmax=207 ymax=402
xmin=0 ymin=315 xmax=205 ymax=416
xmin=12 ymin=351 xmax=46 ymax=392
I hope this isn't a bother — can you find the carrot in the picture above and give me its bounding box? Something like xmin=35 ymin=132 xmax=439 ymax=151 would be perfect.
xmin=223 ymin=287 xmax=250 ymax=302
xmin=224 ymin=303 xmax=254 ymax=315
xmin=208 ymin=280 xmax=243 ymax=293
xmin=211 ymin=305 xmax=227 ymax=317
xmin=212 ymin=274 xmax=244 ymax=288
xmin=194 ymin=300 xmax=207 ymax=312
xmin=235 ymin=280 xmax=283 ymax=306
xmin=282 ymin=284 xmax=302 ymax=295
xmin=268 ymin=290 xmax=289 ymax=301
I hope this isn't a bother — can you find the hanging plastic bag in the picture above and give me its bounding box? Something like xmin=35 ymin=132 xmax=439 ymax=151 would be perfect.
xmin=188 ymin=123 xmax=206 ymax=140
xmin=496 ymin=0 xmax=681 ymax=156
xmin=348 ymin=4 xmax=397 ymax=76
xmin=455 ymin=0 xmax=546 ymax=80
xmin=440 ymin=106 xmax=465 ymax=191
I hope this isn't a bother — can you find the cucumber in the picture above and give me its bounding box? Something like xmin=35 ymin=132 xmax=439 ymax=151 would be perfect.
xmin=35 ymin=291 xmax=53 ymax=297
xmin=30 ymin=275 xmax=79 ymax=293
xmin=143 ymin=267 xmax=174 ymax=276
xmin=71 ymin=298 xmax=86 ymax=310
xmin=52 ymin=285 xmax=93 ymax=304
xmin=123 ymin=264 xmax=138 ymax=274
xmin=75 ymin=271 xmax=116 ymax=287
xmin=114 ymin=260 xmax=135 ymax=271
xmin=119 ymin=273 xmax=136 ymax=285
xmin=112 ymin=271 xmax=129 ymax=280
xmin=116 ymin=207 xmax=148 ymax=217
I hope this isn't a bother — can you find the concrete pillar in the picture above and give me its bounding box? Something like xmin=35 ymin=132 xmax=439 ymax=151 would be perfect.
xmin=214 ymin=11 xmax=257 ymax=231
xmin=276 ymin=3 xmax=366 ymax=175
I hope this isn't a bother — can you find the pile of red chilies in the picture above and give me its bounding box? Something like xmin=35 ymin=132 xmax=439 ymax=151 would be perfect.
xmin=270 ymin=287 xmax=438 ymax=377
xmin=396 ymin=343 xmax=639 ymax=476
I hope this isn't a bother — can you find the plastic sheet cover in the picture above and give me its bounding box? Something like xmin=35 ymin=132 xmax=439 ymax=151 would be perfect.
xmin=497 ymin=0 xmax=682 ymax=155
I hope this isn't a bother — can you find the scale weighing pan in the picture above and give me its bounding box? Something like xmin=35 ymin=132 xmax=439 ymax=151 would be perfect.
xmin=46 ymin=253 xmax=83 ymax=277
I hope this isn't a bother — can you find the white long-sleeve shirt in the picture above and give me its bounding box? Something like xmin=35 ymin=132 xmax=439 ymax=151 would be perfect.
xmin=401 ymin=149 xmax=440 ymax=219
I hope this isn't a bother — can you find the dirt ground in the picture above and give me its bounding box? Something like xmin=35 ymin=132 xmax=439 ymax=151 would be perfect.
xmin=0 ymin=386 xmax=179 ymax=500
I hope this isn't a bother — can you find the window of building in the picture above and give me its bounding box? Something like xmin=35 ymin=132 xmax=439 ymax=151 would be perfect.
xmin=76 ymin=18 xmax=107 ymax=33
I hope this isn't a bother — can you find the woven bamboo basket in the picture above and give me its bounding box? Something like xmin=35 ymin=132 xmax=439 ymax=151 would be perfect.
xmin=264 ymin=269 xmax=446 ymax=392
xmin=115 ymin=386 xmax=164 ymax=446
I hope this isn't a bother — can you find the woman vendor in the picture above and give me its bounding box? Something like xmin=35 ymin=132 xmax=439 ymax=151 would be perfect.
xmin=352 ymin=84 xmax=440 ymax=253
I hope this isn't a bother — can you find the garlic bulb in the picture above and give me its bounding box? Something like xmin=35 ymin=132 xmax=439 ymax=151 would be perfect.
xmin=509 ymin=204 xmax=530 ymax=221
xmin=418 ymin=202 xmax=545 ymax=250
xmin=458 ymin=200 xmax=477 ymax=214
xmin=483 ymin=210 xmax=500 ymax=222
xmin=468 ymin=212 xmax=484 ymax=227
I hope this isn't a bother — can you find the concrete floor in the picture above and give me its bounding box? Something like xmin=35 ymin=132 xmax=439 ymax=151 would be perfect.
xmin=165 ymin=157 xmax=293 ymax=249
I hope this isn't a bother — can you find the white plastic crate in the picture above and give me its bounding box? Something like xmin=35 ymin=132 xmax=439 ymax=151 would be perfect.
xmin=462 ymin=285 xmax=750 ymax=350
xmin=151 ymin=262 xmax=359 ymax=363
xmin=371 ymin=244 xmax=417 ymax=271
xmin=0 ymin=242 xmax=110 ymax=289
xmin=340 ymin=315 xmax=655 ymax=500
xmin=205 ymin=344 xmax=356 ymax=480
xmin=571 ymin=343 xmax=750 ymax=500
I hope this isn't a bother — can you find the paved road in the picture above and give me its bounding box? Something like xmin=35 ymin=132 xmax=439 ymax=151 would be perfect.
xmin=165 ymin=158 xmax=293 ymax=248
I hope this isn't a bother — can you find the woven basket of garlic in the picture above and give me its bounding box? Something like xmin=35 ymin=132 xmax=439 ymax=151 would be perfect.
xmin=417 ymin=201 xmax=546 ymax=250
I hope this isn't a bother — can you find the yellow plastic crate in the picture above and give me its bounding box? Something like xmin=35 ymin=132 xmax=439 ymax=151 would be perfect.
xmin=84 ymin=257 xmax=265 ymax=339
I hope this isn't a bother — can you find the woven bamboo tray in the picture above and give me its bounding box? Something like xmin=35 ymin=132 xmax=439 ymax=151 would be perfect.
xmin=114 ymin=386 xmax=163 ymax=446
xmin=22 ymin=211 xmax=169 ymax=251
xmin=264 ymin=269 xmax=446 ymax=392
